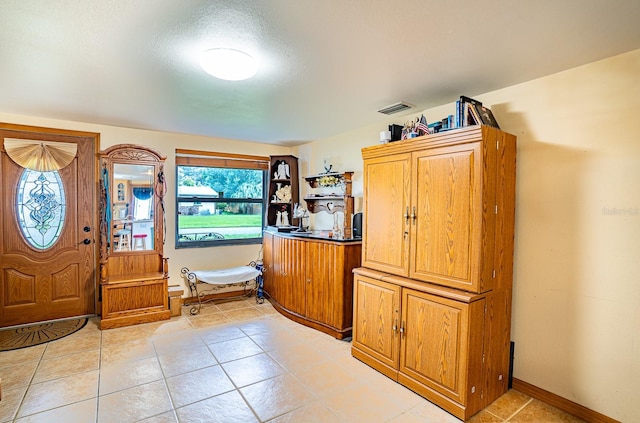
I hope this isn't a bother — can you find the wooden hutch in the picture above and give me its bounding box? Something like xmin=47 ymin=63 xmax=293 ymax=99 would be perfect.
xmin=98 ymin=144 xmax=170 ymax=329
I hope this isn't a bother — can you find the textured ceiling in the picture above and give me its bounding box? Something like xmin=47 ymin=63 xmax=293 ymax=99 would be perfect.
xmin=1 ymin=0 xmax=639 ymax=146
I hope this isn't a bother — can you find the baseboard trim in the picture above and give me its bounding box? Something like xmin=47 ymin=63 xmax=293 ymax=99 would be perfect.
xmin=512 ymin=378 xmax=619 ymax=423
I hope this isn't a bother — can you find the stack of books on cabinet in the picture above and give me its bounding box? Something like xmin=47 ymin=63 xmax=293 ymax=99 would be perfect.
xmin=429 ymin=95 xmax=501 ymax=133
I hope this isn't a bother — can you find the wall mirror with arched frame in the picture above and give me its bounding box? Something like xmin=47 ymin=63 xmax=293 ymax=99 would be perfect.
xmin=100 ymin=144 xmax=166 ymax=257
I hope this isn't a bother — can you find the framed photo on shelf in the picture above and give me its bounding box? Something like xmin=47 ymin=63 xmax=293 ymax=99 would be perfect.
xmin=467 ymin=103 xmax=481 ymax=126
xmin=468 ymin=103 xmax=500 ymax=129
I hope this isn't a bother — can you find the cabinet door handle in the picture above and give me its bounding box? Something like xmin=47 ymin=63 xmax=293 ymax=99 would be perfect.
xmin=403 ymin=207 xmax=410 ymax=225
xmin=392 ymin=318 xmax=398 ymax=334
xmin=411 ymin=206 xmax=417 ymax=223
xmin=399 ymin=321 xmax=406 ymax=338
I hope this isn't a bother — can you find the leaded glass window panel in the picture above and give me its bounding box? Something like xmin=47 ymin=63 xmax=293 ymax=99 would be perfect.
xmin=16 ymin=169 xmax=66 ymax=249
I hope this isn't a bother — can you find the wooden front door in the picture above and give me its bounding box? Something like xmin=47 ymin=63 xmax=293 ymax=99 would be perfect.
xmin=0 ymin=124 xmax=98 ymax=328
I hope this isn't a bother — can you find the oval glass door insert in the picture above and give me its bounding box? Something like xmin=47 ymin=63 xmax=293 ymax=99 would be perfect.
xmin=16 ymin=169 xmax=66 ymax=249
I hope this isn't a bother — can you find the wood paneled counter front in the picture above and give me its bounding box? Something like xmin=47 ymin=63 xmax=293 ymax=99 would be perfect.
xmin=262 ymin=230 xmax=361 ymax=339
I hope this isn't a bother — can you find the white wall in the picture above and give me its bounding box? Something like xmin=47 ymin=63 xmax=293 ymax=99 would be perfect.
xmin=0 ymin=113 xmax=291 ymax=292
xmin=293 ymin=49 xmax=640 ymax=422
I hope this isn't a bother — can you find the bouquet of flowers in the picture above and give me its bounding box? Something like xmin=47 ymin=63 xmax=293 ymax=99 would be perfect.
xmin=318 ymin=175 xmax=339 ymax=187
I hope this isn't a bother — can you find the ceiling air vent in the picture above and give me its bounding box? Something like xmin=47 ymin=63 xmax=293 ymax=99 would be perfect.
xmin=377 ymin=102 xmax=414 ymax=115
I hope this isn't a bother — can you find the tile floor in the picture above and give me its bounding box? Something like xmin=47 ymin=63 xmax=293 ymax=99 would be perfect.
xmin=0 ymin=298 xmax=585 ymax=423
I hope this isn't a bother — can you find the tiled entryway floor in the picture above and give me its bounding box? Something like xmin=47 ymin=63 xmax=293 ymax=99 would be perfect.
xmin=1 ymin=299 xmax=584 ymax=422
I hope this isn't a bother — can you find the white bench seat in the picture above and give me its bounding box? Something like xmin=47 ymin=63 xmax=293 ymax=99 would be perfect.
xmin=180 ymin=264 xmax=263 ymax=315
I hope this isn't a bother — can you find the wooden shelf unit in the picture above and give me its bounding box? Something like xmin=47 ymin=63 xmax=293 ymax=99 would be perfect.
xmin=303 ymin=171 xmax=354 ymax=238
xmin=266 ymin=155 xmax=299 ymax=229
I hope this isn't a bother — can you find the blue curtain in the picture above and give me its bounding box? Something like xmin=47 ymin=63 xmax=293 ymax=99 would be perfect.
xmin=133 ymin=187 xmax=153 ymax=200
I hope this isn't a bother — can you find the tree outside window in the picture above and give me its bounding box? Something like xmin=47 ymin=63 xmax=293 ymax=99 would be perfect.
xmin=176 ymin=163 xmax=266 ymax=248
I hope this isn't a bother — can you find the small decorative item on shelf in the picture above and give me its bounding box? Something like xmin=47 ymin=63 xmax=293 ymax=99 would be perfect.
xmin=273 ymin=160 xmax=290 ymax=179
xmin=273 ymin=184 xmax=291 ymax=203
xmin=332 ymin=213 xmax=342 ymax=239
xmin=293 ymin=203 xmax=309 ymax=232
xmin=401 ymin=114 xmax=430 ymax=140
xmin=322 ymin=159 xmax=333 ymax=174
xmin=379 ymin=130 xmax=391 ymax=144
xmin=275 ymin=207 xmax=290 ymax=227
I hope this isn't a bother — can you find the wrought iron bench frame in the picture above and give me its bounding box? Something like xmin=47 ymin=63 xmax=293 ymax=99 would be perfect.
xmin=180 ymin=261 xmax=264 ymax=315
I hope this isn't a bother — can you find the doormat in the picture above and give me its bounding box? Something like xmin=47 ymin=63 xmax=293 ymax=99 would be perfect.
xmin=0 ymin=318 xmax=88 ymax=352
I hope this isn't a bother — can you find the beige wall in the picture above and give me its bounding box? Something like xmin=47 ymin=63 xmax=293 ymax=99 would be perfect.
xmin=293 ymin=49 xmax=640 ymax=422
xmin=0 ymin=113 xmax=291 ymax=292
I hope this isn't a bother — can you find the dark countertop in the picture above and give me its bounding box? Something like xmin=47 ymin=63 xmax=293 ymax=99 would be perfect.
xmin=264 ymin=227 xmax=362 ymax=243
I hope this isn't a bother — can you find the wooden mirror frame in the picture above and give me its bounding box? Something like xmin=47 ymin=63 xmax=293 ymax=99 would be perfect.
xmin=99 ymin=144 xmax=166 ymax=259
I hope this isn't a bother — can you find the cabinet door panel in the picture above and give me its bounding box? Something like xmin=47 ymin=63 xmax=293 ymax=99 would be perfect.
xmin=362 ymin=154 xmax=411 ymax=276
xmin=305 ymin=242 xmax=337 ymax=325
xmin=271 ymin=233 xmax=284 ymax=303
xmin=271 ymin=234 xmax=292 ymax=309
xmin=281 ymin=237 xmax=306 ymax=315
xmin=400 ymin=288 xmax=469 ymax=403
xmin=411 ymin=144 xmax=482 ymax=291
xmin=263 ymin=232 xmax=274 ymax=296
xmin=352 ymin=274 xmax=401 ymax=370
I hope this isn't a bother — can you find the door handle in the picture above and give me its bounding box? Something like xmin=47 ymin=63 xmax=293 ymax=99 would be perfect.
xmin=403 ymin=207 xmax=410 ymax=225
xmin=83 ymin=238 xmax=91 ymax=245
xmin=83 ymin=226 xmax=91 ymax=232
xmin=411 ymin=206 xmax=417 ymax=223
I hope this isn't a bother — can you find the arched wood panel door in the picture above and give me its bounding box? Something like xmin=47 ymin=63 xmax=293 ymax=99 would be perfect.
xmin=0 ymin=124 xmax=98 ymax=328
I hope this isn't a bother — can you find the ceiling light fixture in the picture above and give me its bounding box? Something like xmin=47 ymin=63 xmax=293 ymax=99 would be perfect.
xmin=200 ymin=48 xmax=257 ymax=81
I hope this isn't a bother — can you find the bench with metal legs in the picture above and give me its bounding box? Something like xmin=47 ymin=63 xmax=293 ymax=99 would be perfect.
xmin=180 ymin=262 xmax=264 ymax=315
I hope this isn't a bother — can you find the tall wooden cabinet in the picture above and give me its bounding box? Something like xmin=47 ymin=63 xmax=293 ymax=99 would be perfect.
xmin=352 ymin=125 xmax=516 ymax=420
xmin=263 ymin=230 xmax=361 ymax=339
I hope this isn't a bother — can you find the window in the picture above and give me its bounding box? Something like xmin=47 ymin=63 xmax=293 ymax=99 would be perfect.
xmin=175 ymin=150 xmax=269 ymax=248
xmin=17 ymin=169 xmax=66 ymax=250
xmin=132 ymin=186 xmax=153 ymax=220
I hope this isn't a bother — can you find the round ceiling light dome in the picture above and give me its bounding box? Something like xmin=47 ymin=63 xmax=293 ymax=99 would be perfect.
xmin=200 ymin=48 xmax=257 ymax=81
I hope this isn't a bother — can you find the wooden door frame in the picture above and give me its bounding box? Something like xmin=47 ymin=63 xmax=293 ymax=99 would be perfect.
xmin=0 ymin=122 xmax=101 ymax=316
